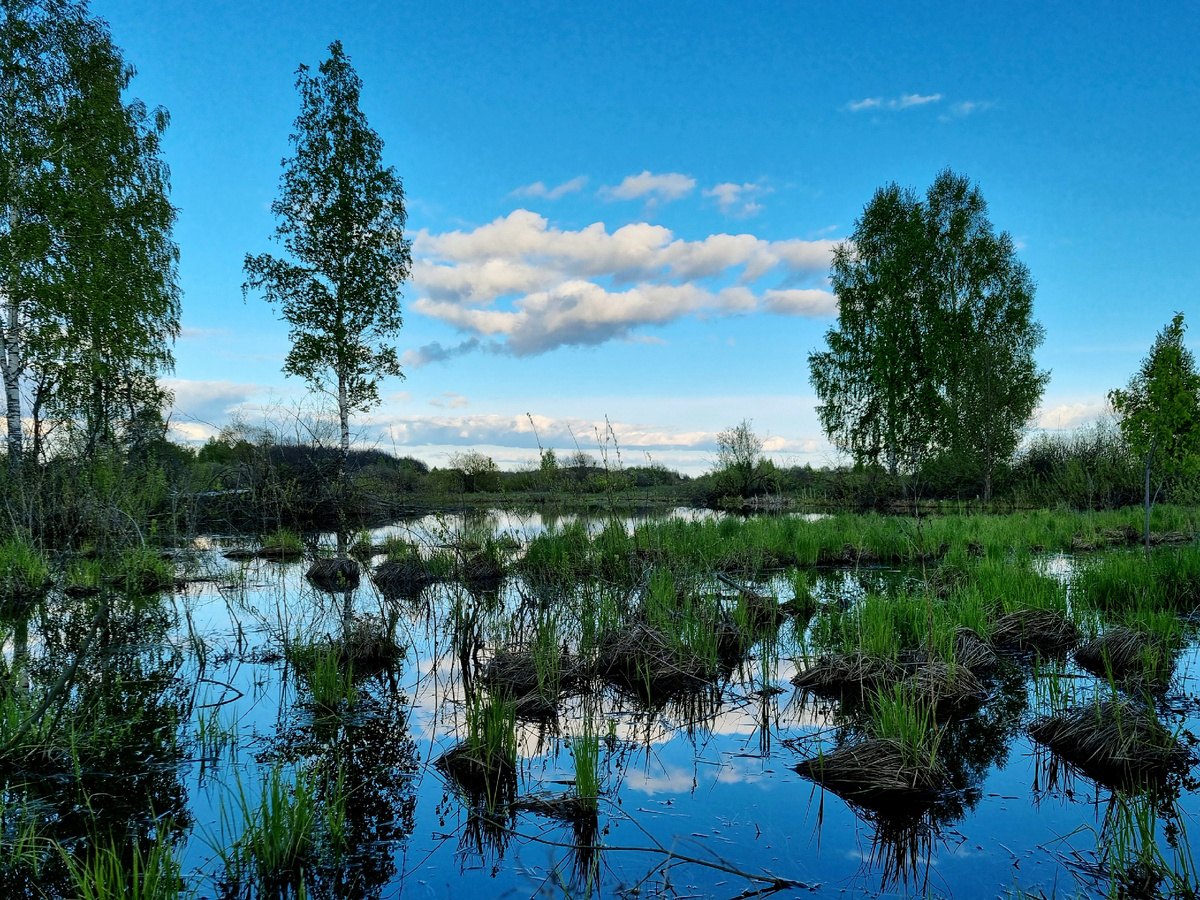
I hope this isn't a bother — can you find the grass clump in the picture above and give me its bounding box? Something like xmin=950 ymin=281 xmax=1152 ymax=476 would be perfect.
xmin=992 ymin=607 xmax=1080 ymax=656
xmin=1074 ymin=626 xmax=1178 ymax=686
xmin=438 ymin=693 xmax=519 ymax=809
xmin=1028 ymin=695 xmax=1188 ymax=789
xmin=0 ymin=537 xmax=50 ymax=603
xmin=305 ymin=557 xmax=360 ymax=591
xmin=258 ymin=527 xmax=304 ymax=560
xmin=63 ymin=832 xmax=187 ymax=900
xmin=571 ymin=725 xmax=602 ymax=814
xmin=216 ymin=767 xmax=323 ymax=892
xmin=114 ymin=547 xmax=176 ymax=594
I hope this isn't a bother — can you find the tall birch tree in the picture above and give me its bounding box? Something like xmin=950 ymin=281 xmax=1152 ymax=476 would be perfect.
xmin=808 ymin=170 xmax=1047 ymax=500
xmin=1109 ymin=313 xmax=1200 ymax=555
xmin=243 ymin=41 xmax=411 ymax=477
xmin=1 ymin=0 xmax=179 ymax=469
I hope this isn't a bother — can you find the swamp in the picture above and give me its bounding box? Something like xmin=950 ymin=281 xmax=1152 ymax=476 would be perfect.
xmin=1 ymin=505 xmax=1198 ymax=899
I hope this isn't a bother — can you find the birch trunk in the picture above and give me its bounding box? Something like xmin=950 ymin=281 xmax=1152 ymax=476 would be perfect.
xmin=338 ymin=371 xmax=350 ymax=479
xmin=1 ymin=287 xmax=24 ymax=473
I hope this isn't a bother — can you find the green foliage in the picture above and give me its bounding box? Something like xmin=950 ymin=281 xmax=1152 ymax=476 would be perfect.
xmin=243 ymin=40 xmax=411 ymax=468
xmin=1 ymin=0 xmax=179 ymax=463
xmin=447 ymin=450 xmax=500 ymax=493
xmin=217 ymin=767 xmax=319 ymax=890
xmin=711 ymin=419 xmax=777 ymax=498
xmin=262 ymin=526 xmax=304 ymax=556
xmin=0 ymin=536 xmax=49 ymax=599
xmin=571 ymin=726 xmax=601 ymax=814
xmin=809 ymin=170 xmax=1047 ymax=500
xmin=1109 ymin=312 xmax=1200 ymax=550
xmin=62 ymin=832 xmax=187 ymax=900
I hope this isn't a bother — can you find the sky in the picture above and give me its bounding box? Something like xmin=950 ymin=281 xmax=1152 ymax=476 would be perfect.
xmin=89 ymin=0 xmax=1200 ymax=473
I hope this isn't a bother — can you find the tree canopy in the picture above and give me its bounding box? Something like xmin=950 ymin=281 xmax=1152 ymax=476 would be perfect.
xmin=243 ymin=40 xmax=411 ymax=475
xmin=1108 ymin=312 xmax=1200 ymax=553
xmin=1 ymin=0 xmax=179 ymax=466
xmin=808 ymin=170 xmax=1047 ymax=500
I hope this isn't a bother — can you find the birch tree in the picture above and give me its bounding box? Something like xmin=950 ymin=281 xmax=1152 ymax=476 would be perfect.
xmin=1 ymin=0 xmax=179 ymax=468
xmin=808 ymin=170 xmax=1047 ymax=500
xmin=1109 ymin=313 xmax=1200 ymax=555
xmin=244 ymin=41 xmax=411 ymax=477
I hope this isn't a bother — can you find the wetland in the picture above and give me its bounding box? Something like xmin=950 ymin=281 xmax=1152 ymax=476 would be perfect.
xmin=1 ymin=506 xmax=1198 ymax=899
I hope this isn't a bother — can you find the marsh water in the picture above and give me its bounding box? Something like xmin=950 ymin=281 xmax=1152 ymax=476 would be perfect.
xmin=7 ymin=507 xmax=1200 ymax=899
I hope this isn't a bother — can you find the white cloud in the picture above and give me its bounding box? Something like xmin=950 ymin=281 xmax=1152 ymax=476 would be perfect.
xmin=847 ymin=97 xmax=883 ymax=112
xmin=703 ymin=182 xmax=773 ymax=217
xmin=940 ymin=100 xmax=996 ymax=120
xmin=409 ymin=210 xmax=838 ymax=357
xmin=378 ymin=411 xmax=721 ymax=452
xmin=896 ymin=92 xmax=941 ymax=108
xmin=847 ymin=92 xmax=943 ymax=112
xmin=761 ymin=288 xmax=838 ymax=316
xmin=1036 ymin=401 xmax=1109 ymax=431
xmin=510 ymin=175 xmax=588 ymax=200
xmin=599 ymin=170 xmax=696 ymax=203
xmin=163 ymin=378 xmax=262 ymax=424
xmin=428 ymin=392 xmax=469 ymax=409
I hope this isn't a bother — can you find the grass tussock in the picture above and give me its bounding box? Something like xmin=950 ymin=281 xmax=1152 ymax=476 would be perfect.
xmin=257 ymin=527 xmax=304 ymax=560
xmin=1074 ymin=626 xmax=1177 ymax=686
xmin=791 ymin=651 xmax=903 ymax=701
xmin=305 ymin=556 xmax=360 ymax=591
xmin=1028 ymin=696 xmax=1188 ymax=789
xmin=991 ymin=607 xmax=1080 ymax=656
xmin=795 ymin=737 xmax=945 ymax=805
xmin=437 ymin=693 xmax=519 ymax=808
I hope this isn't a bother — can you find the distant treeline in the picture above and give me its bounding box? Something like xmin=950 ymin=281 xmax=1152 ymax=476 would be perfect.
xmin=1 ymin=416 xmax=1187 ymax=546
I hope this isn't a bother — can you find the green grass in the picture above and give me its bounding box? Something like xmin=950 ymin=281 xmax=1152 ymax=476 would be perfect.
xmin=262 ymin=526 xmax=304 ymax=556
xmin=514 ymin=506 xmax=1198 ymax=583
xmin=289 ymin=640 xmax=357 ymax=715
xmin=571 ymin=726 xmax=601 ymax=813
xmin=868 ymin=684 xmax=942 ymax=769
xmin=115 ymin=547 xmax=176 ymax=594
xmin=465 ymin=692 xmax=518 ymax=777
xmin=63 ymin=831 xmax=187 ymax=900
xmin=0 ymin=536 xmax=49 ymax=600
xmin=216 ymin=766 xmax=320 ymax=890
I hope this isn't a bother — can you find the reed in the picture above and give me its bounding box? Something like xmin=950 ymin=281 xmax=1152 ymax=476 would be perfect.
xmin=216 ymin=766 xmax=318 ymax=889
xmin=0 ymin=536 xmax=49 ymax=601
xmin=63 ymin=831 xmax=187 ymax=900
xmin=571 ymin=724 xmax=602 ymax=814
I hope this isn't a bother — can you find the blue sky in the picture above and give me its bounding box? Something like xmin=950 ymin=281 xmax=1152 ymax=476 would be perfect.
xmin=92 ymin=0 xmax=1200 ymax=472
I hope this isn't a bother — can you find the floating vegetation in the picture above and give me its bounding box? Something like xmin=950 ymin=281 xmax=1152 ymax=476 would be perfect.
xmin=437 ymin=693 xmax=519 ymax=809
xmin=306 ymin=556 xmax=360 ymax=591
xmin=1029 ymin=696 xmax=1189 ymax=789
xmin=371 ymin=554 xmax=431 ymax=599
xmin=953 ymin=626 xmax=999 ymax=672
xmin=795 ymin=738 xmax=946 ymax=806
xmin=1075 ymin=626 xmax=1176 ymax=685
xmin=2 ymin=506 xmax=1198 ymax=899
xmin=791 ymin=651 xmax=903 ymax=701
xmin=992 ymin=607 xmax=1080 ymax=656
xmin=257 ymin=527 xmax=304 ymax=560
xmin=902 ymin=661 xmax=987 ymax=715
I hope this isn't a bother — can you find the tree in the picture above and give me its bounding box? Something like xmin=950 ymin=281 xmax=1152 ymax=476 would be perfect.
xmin=244 ymin=41 xmax=411 ymax=477
xmin=713 ymin=419 xmax=776 ymax=498
xmin=1 ymin=0 xmax=179 ymax=468
xmin=1108 ymin=312 xmax=1200 ymax=555
xmin=808 ymin=170 xmax=1047 ymax=501
xmin=447 ymin=450 xmax=498 ymax=494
